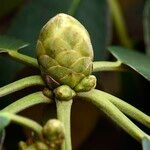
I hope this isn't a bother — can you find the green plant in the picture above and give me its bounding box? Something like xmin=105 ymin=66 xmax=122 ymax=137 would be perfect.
xmin=0 ymin=0 xmax=150 ymax=150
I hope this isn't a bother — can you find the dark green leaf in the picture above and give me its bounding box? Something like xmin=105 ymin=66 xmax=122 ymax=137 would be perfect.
xmin=142 ymin=137 xmax=150 ymax=150
xmin=143 ymin=0 xmax=150 ymax=55
xmin=0 ymin=130 xmax=5 ymax=150
xmin=0 ymin=115 xmax=10 ymax=132
xmin=0 ymin=36 xmax=28 ymax=52
xmin=108 ymin=46 xmax=150 ymax=81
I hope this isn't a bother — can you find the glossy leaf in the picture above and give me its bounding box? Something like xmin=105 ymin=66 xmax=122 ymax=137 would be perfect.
xmin=143 ymin=0 xmax=150 ymax=55
xmin=142 ymin=137 xmax=150 ymax=150
xmin=108 ymin=46 xmax=150 ymax=81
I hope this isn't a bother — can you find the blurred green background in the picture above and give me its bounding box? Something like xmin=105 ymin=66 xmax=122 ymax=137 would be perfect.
xmin=0 ymin=0 xmax=149 ymax=150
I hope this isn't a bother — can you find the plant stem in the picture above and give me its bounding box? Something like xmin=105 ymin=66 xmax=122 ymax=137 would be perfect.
xmin=94 ymin=90 xmax=150 ymax=128
xmin=68 ymin=0 xmax=82 ymax=16
xmin=0 ymin=75 xmax=45 ymax=98
xmin=55 ymin=99 xmax=72 ymax=150
xmin=1 ymin=92 xmax=52 ymax=113
xmin=8 ymin=51 xmax=38 ymax=68
xmin=93 ymin=60 xmax=124 ymax=72
xmin=0 ymin=112 xmax=42 ymax=135
xmin=78 ymin=89 xmax=150 ymax=142
xmin=108 ymin=0 xmax=133 ymax=48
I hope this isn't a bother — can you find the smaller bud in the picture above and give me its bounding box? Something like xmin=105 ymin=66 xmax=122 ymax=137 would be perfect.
xmin=54 ymin=85 xmax=76 ymax=101
xmin=42 ymin=119 xmax=65 ymax=146
xmin=74 ymin=75 xmax=96 ymax=92
xmin=18 ymin=141 xmax=27 ymax=150
xmin=42 ymin=87 xmax=53 ymax=98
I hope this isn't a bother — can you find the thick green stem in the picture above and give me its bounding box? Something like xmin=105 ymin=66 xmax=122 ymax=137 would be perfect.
xmin=55 ymin=99 xmax=72 ymax=150
xmin=0 ymin=112 xmax=42 ymax=135
xmin=97 ymin=90 xmax=150 ymax=128
xmin=68 ymin=0 xmax=82 ymax=16
xmin=1 ymin=92 xmax=52 ymax=113
xmin=8 ymin=51 xmax=39 ymax=68
xmin=0 ymin=75 xmax=45 ymax=98
xmin=93 ymin=60 xmax=124 ymax=72
xmin=77 ymin=89 xmax=150 ymax=142
xmin=108 ymin=0 xmax=133 ymax=48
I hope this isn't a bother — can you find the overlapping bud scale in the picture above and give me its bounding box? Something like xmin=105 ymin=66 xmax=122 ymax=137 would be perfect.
xmin=37 ymin=13 xmax=95 ymax=92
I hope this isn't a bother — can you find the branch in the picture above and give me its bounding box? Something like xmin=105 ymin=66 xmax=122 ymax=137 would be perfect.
xmin=55 ymin=99 xmax=72 ymax=150
xmin=96 ymin=90 xmax=150 ymax=128
xmin=1 ymin=92 xmax=52 ymax=113
xmin=0 ymin=75 xmax=45 ymax=98
xmin=77 ymin=89 xmax=150 ymax=142
xmin=0 ymin=112 xmax=42 ymax=135
xmin=7 ymin=51 xmax=38 ymax=68
xmin=93 ymin=60 xmax=124 ymax=72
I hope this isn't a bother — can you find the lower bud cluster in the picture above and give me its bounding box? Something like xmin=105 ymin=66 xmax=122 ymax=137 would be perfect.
xmin=19 ymin=119 xmax=65 ymax=150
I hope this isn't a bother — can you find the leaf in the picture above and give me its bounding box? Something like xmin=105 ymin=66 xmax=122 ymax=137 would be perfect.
xmin=0 ymin=130 xmax=5 ymax=150
xmin=108 ymin=46 xmax=150 ymax=81
xmin=0 ymin=114 xmax=10 ymax=132
xmin=142 ymin=137 xmax=150 ymax=150
xmin=143 ymin=0 xmax=150 ymax=55
xmin=0 ymin=36 xmax=29 ymax=53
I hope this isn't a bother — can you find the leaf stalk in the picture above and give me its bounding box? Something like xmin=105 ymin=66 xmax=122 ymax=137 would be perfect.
xmin=56 ymin=99 xmax=72 ymax=150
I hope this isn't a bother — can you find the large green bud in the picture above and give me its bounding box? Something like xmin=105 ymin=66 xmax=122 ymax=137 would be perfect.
xmin=37 ymin=13 xmax=96 ymax=92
